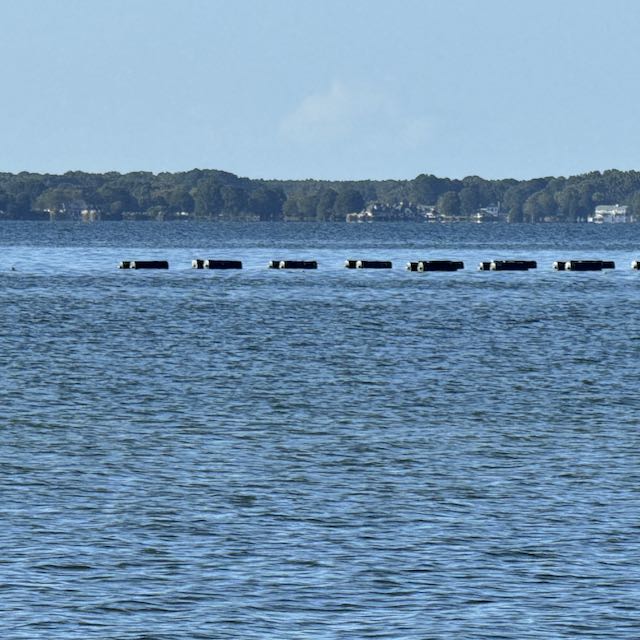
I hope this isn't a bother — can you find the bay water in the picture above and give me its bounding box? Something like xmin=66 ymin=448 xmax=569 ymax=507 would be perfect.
xmin=2 ymin=221 xmax=640 ymax=638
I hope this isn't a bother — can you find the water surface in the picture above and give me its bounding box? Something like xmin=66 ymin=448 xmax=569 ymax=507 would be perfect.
xmin=1 ymin=222 xmax=640 ymax=638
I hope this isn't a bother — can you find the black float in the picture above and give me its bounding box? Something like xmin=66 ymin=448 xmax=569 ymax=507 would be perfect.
xmin=407 ymin=260 xmax=464 ymax=272
xmin=277 ymin=260 xmax=318 ymax=269
xmin=490 ymin=260 xmax=537 ymax=271
xmin=478 ymin=262 xmax=493 ymax=270
xmin=204 ymin=260 xmax=243 ymax=269
xmin=191 ymin=259 xmax=205 ymax=269
xmin=129 ymin=260 xmax=169 ymax=269
xmin=269 ymin=260 xmax=317 ymax=269
xmin=421 ymin=260 xmax=464 ymax=272
xmin=565 ymin=260 xmax=615 ymax=271
xmin=355 ymin=260 xmax=392 ymax=269
xmin=633 ymin=260 xmax=640 ymax=270
xmin=118 ymin=261 xmax=132 ymax=269
xmin=344 ymin=259 xmax=359 ymax=269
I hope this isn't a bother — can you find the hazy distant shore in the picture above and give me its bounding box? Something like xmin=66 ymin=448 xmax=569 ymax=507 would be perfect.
xmin=1 ymin=168 xmax=639 ymax=224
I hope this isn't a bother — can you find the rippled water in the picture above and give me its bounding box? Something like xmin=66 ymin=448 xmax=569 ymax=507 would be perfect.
xmin=2 ymin=222 xmax=640 ymax=638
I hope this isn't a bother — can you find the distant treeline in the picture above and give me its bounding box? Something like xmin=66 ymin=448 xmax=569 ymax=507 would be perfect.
xmin=1 ymin=168 xmax=640 ymax=222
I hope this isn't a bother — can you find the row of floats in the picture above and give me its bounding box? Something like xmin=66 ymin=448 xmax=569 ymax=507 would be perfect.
xmin=118 ymin=259 xmax=640 ymax=271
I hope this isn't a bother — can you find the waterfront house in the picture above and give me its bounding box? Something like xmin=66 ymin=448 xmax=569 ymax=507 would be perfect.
xmin=588 ymin=204 xmax=630 ymax=223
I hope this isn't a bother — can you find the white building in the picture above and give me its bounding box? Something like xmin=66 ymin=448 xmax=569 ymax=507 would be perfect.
xmin=472 ymin=205 xmax=502 ymax=223
xmin=588 ymin=204 xmax=630 ymax=223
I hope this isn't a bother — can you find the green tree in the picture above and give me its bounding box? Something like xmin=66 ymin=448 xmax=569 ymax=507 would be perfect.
xmin=334 ymin=188 xmax=364 ymax=216
xmin=193 ymin=180 xmax=223 ymax=218
xmin=96 ymin=184 xmax=138 ymax=218
xmin=282 ymin=192 xmax=320 ymax=221
xmin=554 ymin=186 xmax=582 ymax=222
xmin=411 ymin=173 xmax=441 ymax=204
xmin=628 ymin=191 xmax=640 ymax=221
xmin=523 ymin=191 xmax=555 ymax=222
xmin=436 ymin=191 xmax=460 ymax=218
xmin=167 ymin=188 xmax=195 ymax=214
xmin=316 ymin=188 xmax=338 ymax=221
xmin=7 ymin=192 xmax=33 ymax=217
xmin=282 ymin=196 xmax=303 ymax=221
xmin=459 ymin=185 xmax=481 ymax=218
xmin=502 ymin=182 xmax=541 ymax=222
xmin=35 ymin=186 xmax=82 ymax=214
xmin=221 ymin=186 xmax=248 ymax=216
xmin=248 ymin=186 xmax=285 ymax=220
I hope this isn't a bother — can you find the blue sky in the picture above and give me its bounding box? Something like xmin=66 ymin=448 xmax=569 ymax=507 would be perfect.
xmin=1 ymin=0 xmax=639 ymax=180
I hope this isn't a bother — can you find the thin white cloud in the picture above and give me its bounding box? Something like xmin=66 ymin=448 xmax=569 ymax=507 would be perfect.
xmin=280 ymin=81 xmax=433 ymax=149
xmin=279 ymin=81 xmax=357 ymax=142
